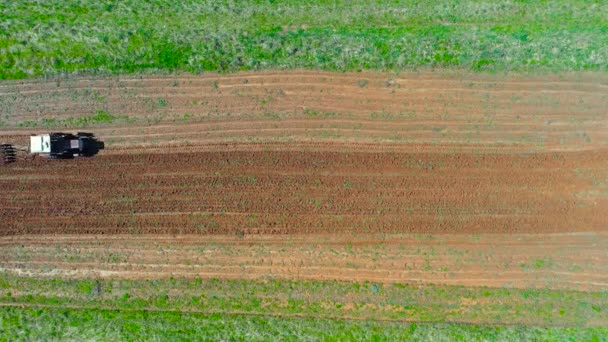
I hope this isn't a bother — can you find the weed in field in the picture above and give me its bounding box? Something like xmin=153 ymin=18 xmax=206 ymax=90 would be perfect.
xmin=343 ymin=180 xmax=351 ymax=189
xmin=16 ymin=120 xmax=38 ymax=128
xmin=357 ymin=79 xmax=369 ymax=88
xmin=15 ymin=110 xmax=132 ymax=128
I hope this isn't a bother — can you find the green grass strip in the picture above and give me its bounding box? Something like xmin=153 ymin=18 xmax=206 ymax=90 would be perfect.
xmin=0 ymin=274 xmax=606 ymax=328
xmin=1 ymin=0 xmax=608 ymax=79
xmin=1 ymin=305 xmax=607 ymax=341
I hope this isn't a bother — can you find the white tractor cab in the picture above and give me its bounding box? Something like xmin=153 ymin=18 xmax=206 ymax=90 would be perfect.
xmin=30 ymin=134 xmax=52 ymax=154
xmin=29 ymin=132 xmax=104 ymax=159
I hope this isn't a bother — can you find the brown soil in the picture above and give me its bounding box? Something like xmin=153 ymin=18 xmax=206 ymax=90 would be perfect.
xmin=1 ymin=71 xmax=607 ymax=151
xmin=0 ymin=233 xmax=606 ymax=291
xmin=1 ymin=71 xmax=607 ymax=288
xmin=1 ymin=147 xmax=607 ymax=235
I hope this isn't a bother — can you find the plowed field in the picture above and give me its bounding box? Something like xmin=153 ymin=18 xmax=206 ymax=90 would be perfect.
xmin=1 ymin=148 xmax=607 ymax=236
xmin=2 ymin=71 xmax=608 ymax=151
xmin=1 ymin=71 xmax=607 ymax=290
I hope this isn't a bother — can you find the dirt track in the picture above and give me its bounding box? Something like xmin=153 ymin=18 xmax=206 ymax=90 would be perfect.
xmin=1 ymin=71 xmax=607 ymax=287
xmin=0 ymin=233 xmax=606 ymax=291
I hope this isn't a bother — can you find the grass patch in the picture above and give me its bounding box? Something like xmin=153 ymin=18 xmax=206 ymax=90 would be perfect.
xmin=15 ymin=110 xmax=132 ymax=128
xmin=1 ymin=1 xmax=607 ymax=79
xmin=0 ymin=273 xmax=606 ymax=327
xmin=2 ymin=306 xmax=607 ymax=341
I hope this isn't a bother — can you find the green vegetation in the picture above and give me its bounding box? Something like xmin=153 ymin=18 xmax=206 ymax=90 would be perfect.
xmin=2 ymin=0 xmax=607 ymax=79
xmin=2 ymin=306 xmax=607 ymax=341
xmin=15 ymin=110 xmax=132 ymax=128
xmin=0 ymin=274 xmax=606 ymax=327
xmin=0 ymin=273 xmax=606 ymax=340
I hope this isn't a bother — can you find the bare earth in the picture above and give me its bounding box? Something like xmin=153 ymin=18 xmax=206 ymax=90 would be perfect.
xmin=1 ymin=71 xmax=607 ymax=292
xmin=1 ymin=233 xmax=606 ymax=292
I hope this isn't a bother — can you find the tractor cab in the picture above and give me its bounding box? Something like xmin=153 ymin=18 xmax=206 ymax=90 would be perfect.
xmin=30 ymin=132 xmax=104 ymax=159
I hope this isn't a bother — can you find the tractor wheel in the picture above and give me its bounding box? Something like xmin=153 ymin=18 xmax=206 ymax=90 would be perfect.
xmin=0 ymin=144 xmax=17 ymax=165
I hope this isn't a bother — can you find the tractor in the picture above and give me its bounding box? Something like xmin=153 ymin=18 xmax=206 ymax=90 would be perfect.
xmin=1 ymin=132 xmax=104 ymax=165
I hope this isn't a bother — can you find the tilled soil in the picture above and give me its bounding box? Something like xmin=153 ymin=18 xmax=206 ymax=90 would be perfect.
xmin=1 ymin=71 xmax=607 ymax=287
xmin=1 ymin=71 xmax=607 ymax=151
xmin=1 ymin=147 xmax=606 ymax=235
